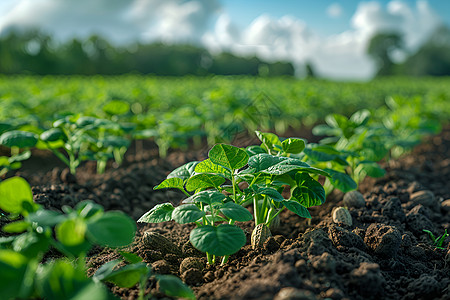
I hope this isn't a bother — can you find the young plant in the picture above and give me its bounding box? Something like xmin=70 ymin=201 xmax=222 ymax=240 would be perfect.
xmin=139 ymin=140 xmax=329 ymax=264
xmin=423 ymin=229 xmax=449 ymax=250
xmin=94 ymin=251 xmax=195 ymax=300
xmin=379 ymin=96 xmax=442 ymax=159
xmin=39 ymin=115 xmax=131 ymax=174
xmin=311 ymin=110 xmax=387 ymax=187
xmin=0 ymin=130 xmax=38 ymax=178
xmin=0 ymin=177 xmax=136 ymax=299
xmin=251 ymin=131 xmax=356 ymax=196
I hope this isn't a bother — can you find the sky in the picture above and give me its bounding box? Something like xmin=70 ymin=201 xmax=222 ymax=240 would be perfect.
xmin=0 ymin=0 xmax=449 ymax=79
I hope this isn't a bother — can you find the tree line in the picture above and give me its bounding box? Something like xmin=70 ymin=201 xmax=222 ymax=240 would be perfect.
xmin=0 ymin=30 xmax=294 ymax=76
xmin=367 ymin=26 xmax=450 ymax=77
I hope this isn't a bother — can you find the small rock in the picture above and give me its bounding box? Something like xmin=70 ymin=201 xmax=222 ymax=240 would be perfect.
xmin=332 ymin=207 xmax=352 ymax=227
xmin=274 ymin=287 xmax=315 ymax=300
xmin=180 ymin=257 xmax=203 ymax=274
xmin=324 ymin=288 xmax=344 ymax=300
xmin=181 ymin=268 xmax=203 ymax=286
xmin=410 ymin=190 xmax=438 ymax=211
xmin=407 ymin=181 xmax=424 ymax=194
xmin=406 ymin=213 xmax=435 ymax=236
xmin=441 ymin=199 xmax=450 ymax=213
xmin=142 ymin=231 xmax=181 ymax=255
xmin=151 ymin=260 xmax=171 ymax=274
xmin=343 ymin=190 xmax=365 ymax=208
xmin=364 ymin=223 xmax=402 ymax=257
xmin=408 ymin=204 xmax=431 ymax=218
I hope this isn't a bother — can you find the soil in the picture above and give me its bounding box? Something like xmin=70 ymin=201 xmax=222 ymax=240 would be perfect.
xmin=2 ymin=127 xmax=450 ymax=300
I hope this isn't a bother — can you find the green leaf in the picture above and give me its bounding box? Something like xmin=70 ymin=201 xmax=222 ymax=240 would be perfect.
xmin=156 ymin=274 xmax=196 ymax=300
xmin=56 ymin=218 xmax=87 ymax=246
xmin=0 ymin=130 xmax=38 ymax=148
xmin=209 ymin=144 xmax=249 ymax=170
xmin=0 ymin=250 xmax=28 ymax=300
xmin=0 ymin=177 xmax=35 ymax=214
xmin=304 ymin=144 xmax=345 ymax=162
xmin=202 ymin=215 xmax=227 ymax=223
xmin=263 ymin=158 xmax=329 ymax=177
xmin=183 ymin=190 xmax=226 ymax=205
xmin=167 ymin=161 xmax=199 ymax=180
xmin=118 ymin=251 xmax=143 ymax=264
xmin=282 ymin=200 xmax=311 ymax=219
xmin=97 ymin=262 xmax=149 ymax=288
xmin=28 ymin=210 xmax=66 ymax=227
xmin=249 ymin=186 xmax=284 ymax=202
xmin=324 ymin=169 xmax=357 ymax=193
xmin=40 ymin=128 xmax=66 ymax=142
xmin=247 ymin=153 xmax=285 ymax=172
xmin=185 ymin=173 xmax=225 ymax=192
xmin=76 ymin=201 xmax=104 ymax=219
xmin=245 ymin=145 xmax=266 ymax=157
xmin=190 ymin=224 xmax=246 ymax=256
xmin=172 ymin=204 xmax=205 ymax=224
xmin=103 ymin=100 xmax=130 ymax=115
xmin=312 ymin=124 xmax=339 ymax=136
xmin=154 ymin=177 xmax=185 ymax=191
xmin=357 ymin=162 xmax=386 ymax=178
xmin=292 ymin=173 xmax=326 ymax=207
xmin=87 ymin=212 xmax=136 ymax=247
xmin=137 ymin=203 xmax=174 ymax=223
xmin=255 ymin=131 xmax=282 ymax=152
xmin=9 ymin=150 xmax=32 ymax=163
xmin=220 ymin=202 xmax=252 ymax=222
xmin=2 ymin=221 xmax=29 ymax=233
xmin=12 ymin=232 xmax=50 ymax=258
xmin=195 ymin=158 xmax=231 ymax=178
xmin=350 ymin=109 xmax=371 ymax=126
xmin=0 ymin=156 xmax=9 ymax=167
xmin=281 ymin=138 xmax=305 ymax=154
xmin=36 ymin=259 xmax=109 ymax=300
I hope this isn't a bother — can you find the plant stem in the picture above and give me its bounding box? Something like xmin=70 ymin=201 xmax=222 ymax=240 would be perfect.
xmin=97 ymin=159 xmax=106 ymax=174
xmin=266 ymin=207 xmax=285 ymax=225
xmin=206 ymin=252 xmax=215 ymax=265
xmin=253 ymin=195 xmax=260 ymax=225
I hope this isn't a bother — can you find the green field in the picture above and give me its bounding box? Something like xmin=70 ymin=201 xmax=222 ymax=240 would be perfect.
xmin=2 ymin=75 xmax=449 ymax=125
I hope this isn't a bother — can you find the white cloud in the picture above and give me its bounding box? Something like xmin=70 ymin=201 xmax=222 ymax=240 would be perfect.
xmin=0 ymin=0 xmax=220 ymax=44
xmin=327 ymin=3 xmax=343 ymax=18
xmin=0 ymin=0 xmax=444 ymax=79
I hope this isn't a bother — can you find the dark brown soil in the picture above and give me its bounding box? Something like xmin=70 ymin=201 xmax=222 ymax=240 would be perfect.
xmin=2 ymin=127 xmax=450 ymax=300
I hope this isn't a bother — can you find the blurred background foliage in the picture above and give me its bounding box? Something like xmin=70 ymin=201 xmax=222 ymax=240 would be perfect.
xmin=0 ymin=30 xmax=294 ymax=76
xmin=1 ymin=26 xmax=450 ymax=77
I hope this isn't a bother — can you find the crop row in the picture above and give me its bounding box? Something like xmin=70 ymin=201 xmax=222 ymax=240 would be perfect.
xmin=0 ymin=76 xmax=449 ymax=299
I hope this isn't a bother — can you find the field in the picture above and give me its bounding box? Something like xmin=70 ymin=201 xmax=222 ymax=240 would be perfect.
xmin=0 ymin=75 xmax=449 ymax=300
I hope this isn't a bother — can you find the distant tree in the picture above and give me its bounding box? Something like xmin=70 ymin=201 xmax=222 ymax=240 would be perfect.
xmin=304 ymin=61 xmax=316 ymax=78
xmin=400 ymin=26 xmax=450 ymax=76
xmin=367 ymin=32 xmax=403 ymax=76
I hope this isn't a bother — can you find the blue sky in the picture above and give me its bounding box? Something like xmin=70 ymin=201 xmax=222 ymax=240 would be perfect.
xmin=222 ymin=0 xmax=450 ymax=35
xmin=0 ymin=0 xmax=448 ymax=79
